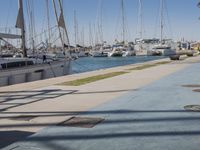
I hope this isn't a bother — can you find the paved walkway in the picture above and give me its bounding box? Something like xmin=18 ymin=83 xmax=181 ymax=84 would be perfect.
xmin=2 ymin=56 xmax=200 ymax=150
xmin=0 ymin=57 xmax=188 ymax=134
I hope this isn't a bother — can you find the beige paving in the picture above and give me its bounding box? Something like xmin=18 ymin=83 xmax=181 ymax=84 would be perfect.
xmin=0 ymin=56 xmax=199 ymax=133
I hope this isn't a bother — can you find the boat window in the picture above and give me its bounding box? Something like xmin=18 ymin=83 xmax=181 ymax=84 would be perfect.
xmin=1 ymin=61 xmax=34 ymax=69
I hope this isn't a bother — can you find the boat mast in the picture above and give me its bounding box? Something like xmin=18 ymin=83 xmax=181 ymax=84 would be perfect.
xmin=81 ymin=27 xmax=85 ymax=47
xmin=27 ymin=0 xmax=36 ymax=54
xmin=0 ymin=40 xmax=1 ymax=55
xmin=52 ymin=0 xmax=65 ymax=48
xmin=139 ymin=0 xmax=143 ymax=39
xmin=58 ymin=0 xmax=70 ymax=48
xmin=17 ymin=0 xmax=27 ymax=57
xmin=45 ymin=0 xmax=51 ymax=47
xmin=96 ymin=0 xmax=103 ymax=44
xmin=89 ymin=23 xmax=94 ymax=46
xmin=160 ymin=0 xmax=164 ymax=43
xmin=121 ymin=0 xmax=125 ymax=43
xmin=99 ymin=0 xmax=103 ymax=43
xmin=74 ymin=10 xmax=78 ymax=46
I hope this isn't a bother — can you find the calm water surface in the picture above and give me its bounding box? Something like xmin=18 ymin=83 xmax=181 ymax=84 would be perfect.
xmin=70 ymin=56 xmax=166 ymax=74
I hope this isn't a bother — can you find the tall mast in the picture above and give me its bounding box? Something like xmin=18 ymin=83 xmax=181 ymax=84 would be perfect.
xmin=138 ymin=0 xmax=143 ymax=39
xmin=99 ymin=0 xmax=103 ymax=43
xmin=89 ymin=23 xmax=93 ymax=46
xmin=45 ymin=0 xmax=51 ymax=46
xmin=96 ymin=0 xmax=103 ymax=44
xmin=0 ymin=40 xmax=1 ymax=54
xmin=58 ymin=0 xmax=70 ymax=47
xmin=94 ymin=24 xmax=98 ymax=45
xmin=121 ymin=0 xmax=125 ymax=42
xmin=30 ymin=4 xmax=35 ymax=54
xmin=74 ymin=10 xmax=78 ymax=46
xmin=52 ymin=0 xmax=64 ymax=47
xmin=160 ymin=0 xmax=164 ymax=43
xmin=81 ymin=27 xmax=85 ymax=47
xmin=17 ymin=0 xmax=27 ymax=57
xmin=27 ymin=0 xmax=36 ymax=54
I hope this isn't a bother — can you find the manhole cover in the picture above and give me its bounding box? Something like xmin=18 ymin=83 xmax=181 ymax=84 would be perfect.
xmin=182 ymin=84 xmax=200 ymax=88
xmin=193 ymin=89 xmax=200 ymax=92
xmin=58 ymin=117 xmax=104 ymax=128
xmin=10 ymin=115 xmax=38 ymax=121
xmin=184 ymin=105 xmax=200 ymax=112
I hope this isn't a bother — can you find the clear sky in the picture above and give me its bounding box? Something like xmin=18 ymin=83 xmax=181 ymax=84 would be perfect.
xmin=0 ymin=0 xmax=200 ymax=46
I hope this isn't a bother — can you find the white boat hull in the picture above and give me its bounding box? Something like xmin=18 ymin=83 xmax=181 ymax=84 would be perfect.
xmin=157 ymin=49 xmax=176 ymax=56
xmin=0 ymin=60 xmax=71 ymax=86
xmin=135 ymin=50 xmax=147 ymax=56
xmin=90 ymin=51 xmax=108 ymax=57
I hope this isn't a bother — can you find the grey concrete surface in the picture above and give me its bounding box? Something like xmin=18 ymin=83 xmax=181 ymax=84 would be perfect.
xmin=3 ymin=61 xmax=200 ymax=150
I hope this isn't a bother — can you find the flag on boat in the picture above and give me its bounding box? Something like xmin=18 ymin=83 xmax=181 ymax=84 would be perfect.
xmin=197 ymin=2 xmax=200 ymax=8
xmin=58 ymin=13 xmax=66 ymax=29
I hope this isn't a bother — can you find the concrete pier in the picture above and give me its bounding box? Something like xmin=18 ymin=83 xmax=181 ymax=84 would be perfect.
xmin=1 ymin=56 xmax=200 ymax=150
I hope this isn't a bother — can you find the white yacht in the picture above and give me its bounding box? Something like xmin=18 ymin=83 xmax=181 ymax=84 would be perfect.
xmin=90 ymin=44 xmax=110 ymax=57
xmin=122 ymin=50 xmax=136 ymax=57
xmin=135 ymin=39 xmax=163 ymax=56
xmin=122 ymin=44 xmax=136 ymax=57
xmin=152 ymin=43 xmax=176 ymax=56
xmin=0 ymin=57 xmax=70 ymax=86
xmin=0 ymin=0 xmax=71 ymax=86
xmin=134 ymin=40 xmax=148 ymax=56
xmin=151 ymin=0 xmax=176 ymax=56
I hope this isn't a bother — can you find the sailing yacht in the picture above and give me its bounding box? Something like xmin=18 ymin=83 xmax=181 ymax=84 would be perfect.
xmin=90 ymin=44 xmax=109 ymax=57
xmin=134 ymin=0 xmax=148 ymax=56
xmin=153 ymin=42 xmax=175 ymax=56
xmin=109 ymin=0 xmax=135 ymax=57
xmin=0 ymin=0 xmax=71 ymax=86
xmin=152 ymin=0 xmax=176 ymax=56
xmin=108 ymin=43 xmax=124 ymax=57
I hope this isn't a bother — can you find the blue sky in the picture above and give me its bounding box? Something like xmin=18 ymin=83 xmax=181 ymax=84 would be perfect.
xmin=0 ymin=0 xmax=200 ymax=46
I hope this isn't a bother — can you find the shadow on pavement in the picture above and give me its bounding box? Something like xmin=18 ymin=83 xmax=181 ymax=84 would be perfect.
xmin=0 ymin=130 xmax=34 ymax=149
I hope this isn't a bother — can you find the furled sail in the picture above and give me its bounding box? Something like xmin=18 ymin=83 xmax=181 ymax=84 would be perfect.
xmin=15 ymin=1 xmax=23 ymax=29
xmin=58 ymin=13 xmax=66 ymax=29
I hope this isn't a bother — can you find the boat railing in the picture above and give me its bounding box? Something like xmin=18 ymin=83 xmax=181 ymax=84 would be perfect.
xmin=0 ymin=58 xmax=64 ymax=71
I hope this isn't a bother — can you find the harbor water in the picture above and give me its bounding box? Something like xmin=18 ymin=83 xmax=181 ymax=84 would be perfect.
xmin=70 ymin=56 xmax=166 ymax=74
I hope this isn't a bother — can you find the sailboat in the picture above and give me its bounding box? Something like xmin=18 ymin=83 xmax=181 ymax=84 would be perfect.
xmin=90 ymin=0 xmax=111 ymax=57
xmin=109 ymin=0 xmax=135 ymax=57
xmin=152 ymin=0 xmax=176 ymax=56
xmin=0 ymin=0 xmax=71 ymax=86
xmin=134 ymin=0 xmax=148 ymax=56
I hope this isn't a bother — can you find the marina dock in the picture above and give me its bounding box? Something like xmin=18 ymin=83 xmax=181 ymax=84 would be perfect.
xmin=1 ymin=55 xmax=200 ymax=149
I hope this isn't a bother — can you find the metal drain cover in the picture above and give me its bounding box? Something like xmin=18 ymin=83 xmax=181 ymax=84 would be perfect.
xmin=182 ymin=84 xmax=200 ymax=88
xmin=193 ymin=89 xmax=200 ymax=92
xmin=184 ymin=105 xmax=200 ymax=112
xmin=10 ymin=115 xmax=38 ymax=121
xmin=58 ymin=117 xmax=104 ymax=128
